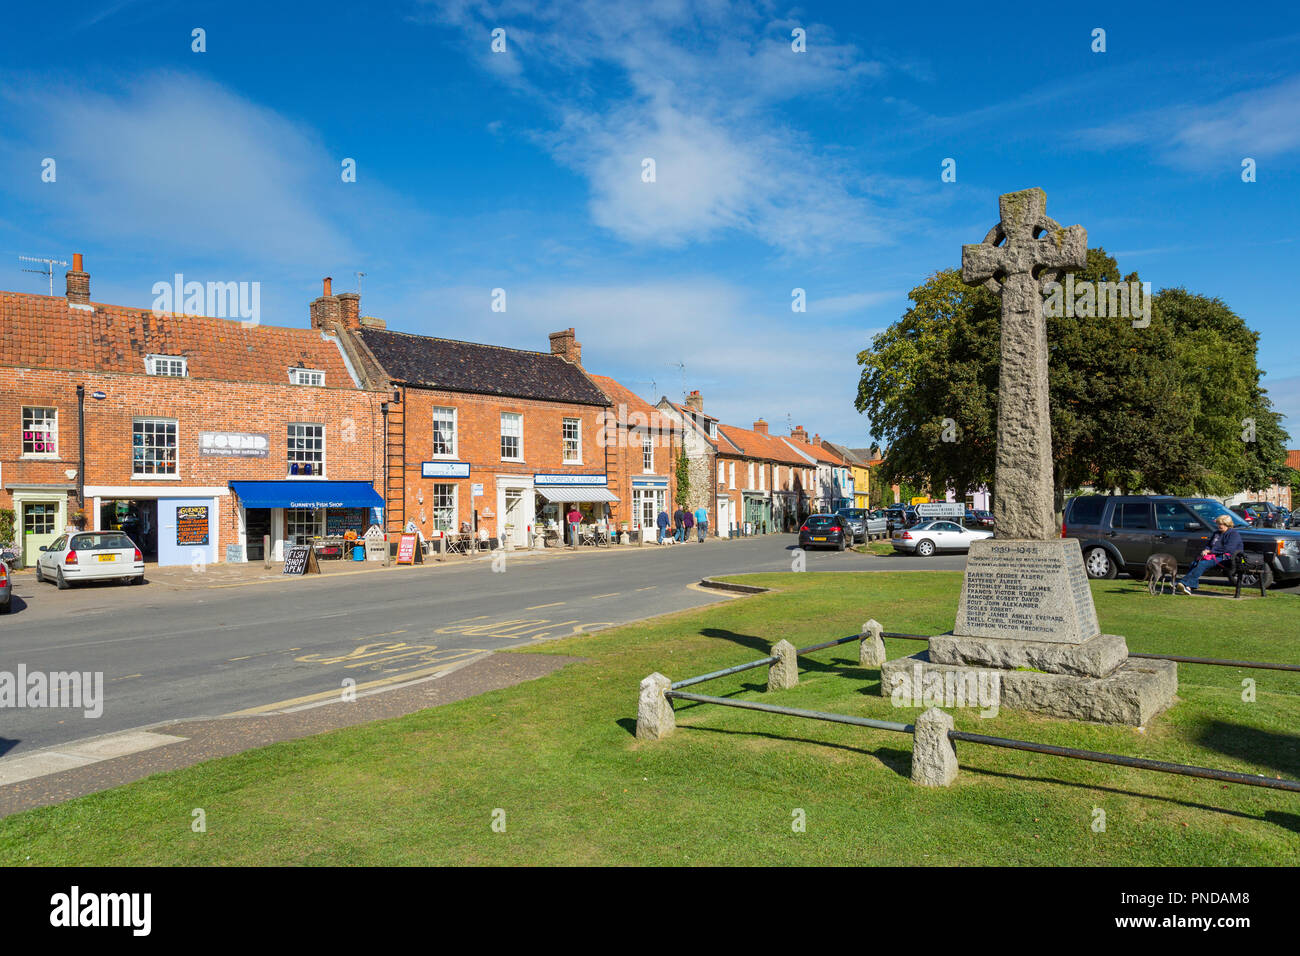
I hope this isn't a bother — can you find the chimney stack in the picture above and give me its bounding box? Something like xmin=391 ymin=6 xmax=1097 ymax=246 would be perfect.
xmin=309 ymin=276 xmax=342 ymax=332
xmin=685 ymin=389 xmax=703 ymax=412
xmin=337 ymin=292 xmax=361 ymax=329
xmin=791 ymin=425 xmax=809 ymax=444
xmin=65 ymin=253 xmax=90 ymax=306
xmin=549 ymin=328 xmax=582 ymax=365
xmin=753 ymin=418 xmax=768 ymax=434
xmin=812 ymin=433 xmax=821 ymax=446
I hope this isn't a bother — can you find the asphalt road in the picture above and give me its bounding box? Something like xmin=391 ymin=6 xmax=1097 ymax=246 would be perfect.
xmin=0 ymin=536 xmax=966 ymax=756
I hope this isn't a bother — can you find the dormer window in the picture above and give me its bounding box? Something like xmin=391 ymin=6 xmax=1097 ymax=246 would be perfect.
xmin=290 ymin=368 xmax=325 ymax=387
xmin=146 ymin=354 xmax=187 ymax=377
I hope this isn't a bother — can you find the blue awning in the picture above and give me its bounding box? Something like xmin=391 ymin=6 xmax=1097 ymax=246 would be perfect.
xmin=229 ymin=480 xmax=384 ymax=510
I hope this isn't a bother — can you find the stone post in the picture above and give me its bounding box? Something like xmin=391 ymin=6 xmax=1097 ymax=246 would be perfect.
xmin=859 ymin=618 xmax=886 ymax=667
xmin=911 ymin=707 xmax=958 ymax=787
xmin=636 ymin=673 xmax=675 ymax=740
xmin=767 ymin=639 xmax=798 ymax=691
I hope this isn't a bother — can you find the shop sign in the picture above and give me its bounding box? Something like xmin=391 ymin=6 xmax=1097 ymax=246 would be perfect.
xmin=200 ymin=432 xmax=269 ymax=457
xmin=396 ymin=533 xmax=421 ymax=565
xmin=422 ymin=461 xmax=470 ymax=478
xmin=534 ymin=474 xmax=607 ymax=486
xmin=176 ymin=505 xmax=210 ymax=546
xmin=283 ymin=545 xmax=320 ymax=575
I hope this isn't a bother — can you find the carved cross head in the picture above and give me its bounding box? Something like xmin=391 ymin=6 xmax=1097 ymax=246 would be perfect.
xmin=961 ymin=188 xmax=1087 ymax=295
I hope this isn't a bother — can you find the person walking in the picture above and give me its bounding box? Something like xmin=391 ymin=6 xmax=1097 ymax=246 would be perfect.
xmin=656 ymin=508 xmax=670 ymax=545
xmin=694 ymin=504 xmax=708 ymax=542
xmin=567 ymin=507 xmax=583 ymax=548
xmin=673 ymin=506 xmax=686 ymax=543
xmin=682 ymin=508 xmax=694 ymax=541
xmin=1175 ymin=514 xmax=1244 ymax=594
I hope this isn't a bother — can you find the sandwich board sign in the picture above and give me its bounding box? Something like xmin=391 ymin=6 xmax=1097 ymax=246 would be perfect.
xmin=916 ymin=502 xmax=965 ymax=518
xmin=283 ymin=544 xmax=321 ymax=575
xmin=396 ymin=533 xmax=423 ymax=564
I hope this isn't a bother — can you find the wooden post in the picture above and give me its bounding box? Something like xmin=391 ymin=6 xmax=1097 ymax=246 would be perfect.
xmin=262 ymin=534 xmax=271 ymax=569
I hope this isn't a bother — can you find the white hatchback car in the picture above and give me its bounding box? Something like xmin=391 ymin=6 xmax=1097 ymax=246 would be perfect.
xmin=35 ymin=531 xmax=146 ymax=589
xmin=892 ymin=519 xmax=993 ymax=557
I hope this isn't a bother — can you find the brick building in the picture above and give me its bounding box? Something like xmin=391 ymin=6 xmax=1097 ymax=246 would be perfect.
xmin=781 ymin=426 xmax=852 ymax=512
xmin=311 ymin=296 xmax=618 ymax=547
xmin=0 ymin=260 xmax=385 ymax=567
xmin=716 ymin=419 xmax=817 ymax=534
xmin=587 ymin=375 xmax=684 ymax=541
xmin=655 ymin=390 xmax=719 ymax=521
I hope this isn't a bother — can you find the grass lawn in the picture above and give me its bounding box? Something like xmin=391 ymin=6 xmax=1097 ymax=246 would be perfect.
xmin=2 ymin=571 xmax=1297 ymax=866
xmin=855 ymin=540 xmax=896 ymax=555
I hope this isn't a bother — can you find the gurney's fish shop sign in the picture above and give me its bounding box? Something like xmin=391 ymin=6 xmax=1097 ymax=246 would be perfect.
xmin=200 ymin=431 xmax=269 ymax=457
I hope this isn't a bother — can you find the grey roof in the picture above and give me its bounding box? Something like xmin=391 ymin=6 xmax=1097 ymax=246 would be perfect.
xmin=359 ymin=328 xmax=610 ymax=406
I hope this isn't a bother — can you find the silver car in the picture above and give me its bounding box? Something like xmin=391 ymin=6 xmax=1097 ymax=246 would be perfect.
xmin=35 ymin=531 xmax=145 ymax=589
xmin=892 ymin=519 xmax=993 ymax=557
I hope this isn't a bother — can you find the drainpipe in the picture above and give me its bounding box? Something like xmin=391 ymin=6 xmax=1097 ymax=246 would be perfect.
xmin=76 ymin=385 xmax=86 ymax=509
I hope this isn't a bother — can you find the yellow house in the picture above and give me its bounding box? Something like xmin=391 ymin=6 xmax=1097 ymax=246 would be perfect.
xmin=841 ymin=446 xmax=883 ymax=509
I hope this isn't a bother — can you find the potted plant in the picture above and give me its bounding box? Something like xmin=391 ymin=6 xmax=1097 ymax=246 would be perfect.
xmin=70 ymin=509 xmax=87 ymax=530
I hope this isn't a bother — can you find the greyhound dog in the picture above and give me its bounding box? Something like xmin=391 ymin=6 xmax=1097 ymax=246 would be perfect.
xmin=1145 ymin=552 xmax=1179 ymax=595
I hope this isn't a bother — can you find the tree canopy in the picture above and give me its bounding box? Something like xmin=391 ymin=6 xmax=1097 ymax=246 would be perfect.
xmin=855 ymin=248 xmax=1290 ymax=503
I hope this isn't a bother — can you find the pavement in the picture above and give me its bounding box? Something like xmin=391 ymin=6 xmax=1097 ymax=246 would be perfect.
xmin=0 ymin=534 xmax=966 ymax=817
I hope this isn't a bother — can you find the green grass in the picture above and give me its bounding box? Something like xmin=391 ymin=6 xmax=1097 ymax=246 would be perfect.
xmin=2 ymin=572 xmax=1298 ymax=866
xmin=854 ymin=540 xmax=896 ymax=555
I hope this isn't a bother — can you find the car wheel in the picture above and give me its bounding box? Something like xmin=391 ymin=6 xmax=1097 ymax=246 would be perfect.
xmin=131 ymin=575 xmax=145 ymax=586
xmin=56 ymin=568 xmax=70 ymax=590
xmin=1084 ymin=547 xmax=1117 ymax=579
xmin=916 ymin=539 xmax=935 ymax=557
xmin=837 ymin=536 xmax=846 ymax=552
xmin=35 ymin=563 xmax=44 ymax=583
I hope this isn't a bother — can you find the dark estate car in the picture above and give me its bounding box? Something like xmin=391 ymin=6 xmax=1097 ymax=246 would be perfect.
xmin=1063 ymin=494 xmax=1300 ymax=586
xmin=1236 ymin=501 xmax=1291 ymax=529
xmin=799 ymin=513 xmax=850 ymax=551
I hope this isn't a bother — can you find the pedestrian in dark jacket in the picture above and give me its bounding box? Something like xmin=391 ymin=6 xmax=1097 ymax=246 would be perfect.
xmin=682 ymin=509 xmax=694 ymax=541
xmin=656 ymin=509 xmax=670 ymax=545
xmin=1176 ymin=515 xmax=1244 ymax=594
xmin=673 ymin=507 xmax=686 ymax=543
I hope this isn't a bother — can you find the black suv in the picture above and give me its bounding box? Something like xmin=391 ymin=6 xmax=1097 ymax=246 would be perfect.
xmin=1063 ymin=494 xmax=1300 ymax=586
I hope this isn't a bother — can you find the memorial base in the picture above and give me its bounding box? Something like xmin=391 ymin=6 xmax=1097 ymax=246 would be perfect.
xmin=880 ymin=651 xmax=1177 ymax=726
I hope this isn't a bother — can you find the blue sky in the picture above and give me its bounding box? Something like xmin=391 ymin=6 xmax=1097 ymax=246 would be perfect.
xmin=2 ymin=0 xmax=1298 ymax=449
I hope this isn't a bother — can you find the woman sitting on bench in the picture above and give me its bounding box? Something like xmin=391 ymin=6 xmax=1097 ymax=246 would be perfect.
xmin=1176 ymin=514 xmax=1243 ymax=595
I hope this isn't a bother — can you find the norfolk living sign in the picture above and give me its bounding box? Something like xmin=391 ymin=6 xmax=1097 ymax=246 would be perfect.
xmin=422 ymin=461 xmax=471 ymax=478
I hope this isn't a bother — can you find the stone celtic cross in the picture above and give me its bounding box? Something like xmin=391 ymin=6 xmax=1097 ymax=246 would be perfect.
xmin=962 ymin=188 xmax=1087 ymax=540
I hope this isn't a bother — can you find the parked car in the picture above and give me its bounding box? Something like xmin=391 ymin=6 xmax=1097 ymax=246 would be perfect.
xmin=1062 ymin=494 xmax=1300 ymax=586
xmin=798 ymin=514 xmax=851 ymax=551
xmin=0 ymin=554 xmax=11 ymax=613
xmin=1229 ymin=504 xmax=1263 ymax=526
xmin=892 ymin=519 xmax=993 ymax=556
xmin=34 ymin=531 xmax=145 ymax=589
xmin=1239 ymin=501 xmax=1289 ymax=529
xmin=884 ymin=506 xmax=918 ymax=532
xmin=834 ymin=508 xmax=889 ymax=542
xmin=970 ymin=509 xmax=995 ymax=528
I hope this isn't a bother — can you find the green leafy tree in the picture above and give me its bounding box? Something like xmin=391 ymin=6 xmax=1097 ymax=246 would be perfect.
xmin=674 ymin=450 xmax=691 ymax=507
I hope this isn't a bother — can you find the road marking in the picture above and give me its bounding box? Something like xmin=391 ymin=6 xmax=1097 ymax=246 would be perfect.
xmin=526 ymin=602 xmax=565 ymax=609
xmin=224 ymin=653 xmax=489 ymax=716
xmin=635 ymin=586 xmax=656 ymax=591
xmin=228 ymin=656 xmax=251 ymax=662
xmin=110 ymin=673 xmax=142 ymax=682
xmin=590 ymin=592 xmax=620 ymax=599
xmin=0 ymin=730 xmax=188 ymax=787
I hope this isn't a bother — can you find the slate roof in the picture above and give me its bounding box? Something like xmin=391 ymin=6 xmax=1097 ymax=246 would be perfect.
xmin=359 ymin=328 xmax=610 ymax=406
xmin=0 ymin=291 xmax=356 ymax=387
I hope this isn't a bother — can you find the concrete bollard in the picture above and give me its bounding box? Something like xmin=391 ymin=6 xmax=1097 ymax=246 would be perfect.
xmin=767 ymin=639 xmax=798 ymax=691
xmin=911 ymin=707 xmax=958 ymax=787
xmin=859 ymin=618 xmax=887 ymax=667
xmin=636 ymin=673 xmax=675 ymax=740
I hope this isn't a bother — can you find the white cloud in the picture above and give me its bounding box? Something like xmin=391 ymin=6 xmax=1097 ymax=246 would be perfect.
xmin=0 ymin=72 xmax=355 ymax=266
xmin=422 ymin=0 xmax=888 ymax=253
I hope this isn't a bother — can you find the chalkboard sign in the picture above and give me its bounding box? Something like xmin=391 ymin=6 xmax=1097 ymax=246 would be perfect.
xmin=326 ymin=507 xmax=370 ymax=538
xmin=225 ymin=543 xmax=245 ymax=563
xmin=177 ymin=505 xmax=210 ymax=546
xmin=283 ymin=545 xmax=320 ymax=575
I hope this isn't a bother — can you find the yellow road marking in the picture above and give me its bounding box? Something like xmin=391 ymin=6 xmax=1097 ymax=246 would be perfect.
xmin=110 ymin=673 xmax=142 ymax=682
xmin=590 ymin=592 xmax=620 ymax=599
xmin=526 ymin=602 xmax=565 ymax=609
xmin=635 ymin=586 xmax=656 ymax=591
xmin=228 ymin=656 xmax=251 ymax=662
xmin=224 ymin=653 xmax=486 ymax=716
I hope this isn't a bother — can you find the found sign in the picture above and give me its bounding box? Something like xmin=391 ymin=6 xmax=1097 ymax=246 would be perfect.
xmin=916 ymin=502 xmax=965 ymax=518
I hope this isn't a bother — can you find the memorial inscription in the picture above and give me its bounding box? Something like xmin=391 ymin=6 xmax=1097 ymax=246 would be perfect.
xmin=955 ymin=539 xmax=1100 ymax=644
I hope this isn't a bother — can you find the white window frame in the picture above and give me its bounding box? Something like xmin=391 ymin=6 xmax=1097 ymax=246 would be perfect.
xmin=132 ymin=417 xmax=179 ymax=477
xmin=500 ymin=412 xmax=523 ymax=462
xmin=287 ymin=422 xmax=326 ymax=478
xmin=642 ymin=434 xmax=655 ymax=473
xmin=430 ymin=483 xmax=458 ymax=532
xmin=729 ymin=462 xmax=736 ymax=490
xmin=717 ymin=461 xmax=725 ymax=484
xmin=759 ymin=465 xmax=766 ymax=492
xmin=289 ymin=368 xmax=326 ymax=387
xmin=747 ymin=462 xmax=755 ymax=489
xmin=145 ymin=354 xmax=187 ymax=377
xmin=432 ymin=407 xmax=458 ymax=458
xmin=562 ymin=417 xmax=582 ymax=464
xmin=21 ymin=406 xmax=58 ymax=458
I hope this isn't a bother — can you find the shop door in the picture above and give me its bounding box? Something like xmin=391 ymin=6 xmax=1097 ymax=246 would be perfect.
xmin=21 ymin=501 xmax=59 ymax=569
xmin=246 ymin=508 xmax=272 ymax=560
xmin=157 ymin=498 xmax=218 ymax=567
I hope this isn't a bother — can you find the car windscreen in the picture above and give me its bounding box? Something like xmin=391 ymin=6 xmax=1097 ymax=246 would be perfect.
xmin=71 ymin=533 xmax=134 ymax=551
xmin=1185 ymin=500 xmax=1250 ymax=529
xmin=838 ymin=510 xmax=866 ymax=519
xmin=806 ymin=516 xmax=839 ymax=528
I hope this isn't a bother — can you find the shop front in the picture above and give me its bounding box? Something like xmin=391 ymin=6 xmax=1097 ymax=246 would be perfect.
xmin=7 ymin=484 xmax=72 ymax=569
xmin=534 ymin=473 xmax=619 ymax=546
xmin=86 ymin=485 xmax=225 ymax=567
xmin=742 ymin=491 xmax=773 ymax=535
xmin=630 ymin=477 xmax=669 ymax=543
xmin=229 ymin=480 xmax=383 ymax=562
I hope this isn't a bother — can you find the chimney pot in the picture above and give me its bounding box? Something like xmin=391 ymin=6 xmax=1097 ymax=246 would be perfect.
xmin=685 ymin=389 xmax=703 ymax=412
xmin=73 ymin=253 xmax=83 ymax=271
xmin=323 ymin=276 xmax=332 ymax=296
